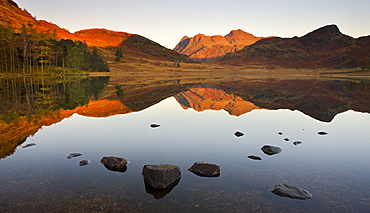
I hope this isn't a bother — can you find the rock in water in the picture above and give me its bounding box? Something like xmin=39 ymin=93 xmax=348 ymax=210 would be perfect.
xmin=67 ymin=153 xmax=82 ymax=159
xmin=142 ymin=164 xmax=181 ymax=189
xmin=188 ymin=162 xmax=220 ymax=177
xmin=150 ymin=124 xmax=160 ymax=128
xmin=79 ymin=159 xmax=90 ymax=166
xmin=100 ymin=156 xmax=129 ymax=171
xmin=293 ymin=141 xmax=302 ymax=146
xmin=234 ymin=131 xmax=244 ymax=137
xmin=261 ymin=145 xmax=282 ymax=155
xmin=22 ymin=143 xmax=36 ymax=148
xmin=248 ymin=155 xmax=262 ymax=160
xmin=318 ymin=131 xmax=328 ymax=135
xmin=271 ymin=183 xmax=312 ymax=199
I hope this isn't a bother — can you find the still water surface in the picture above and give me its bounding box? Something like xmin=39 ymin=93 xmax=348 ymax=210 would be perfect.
xmin=1 ymin=76 xmax=370 ymax=212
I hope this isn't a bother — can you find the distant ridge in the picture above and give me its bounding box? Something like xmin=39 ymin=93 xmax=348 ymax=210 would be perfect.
xmin=218 ymin=24 xmax=370 ymax=68
xmin=174 ymin=29 xmax=267 ymax=61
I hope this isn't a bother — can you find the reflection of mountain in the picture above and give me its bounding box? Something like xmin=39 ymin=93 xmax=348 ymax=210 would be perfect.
xmin=1 ymin=76 xmax=370 ymax=159
xmin=174 ymin=80 xmax=370 ymax=122
xmin=0 ymin=100 xmax=132 ymax=159
xmin=0 ymin=77 xmax=111 ymax=159
xmin=212 ymin=79 xmax=370 ymax=122
xmin=174 ymin=85 xmax=260 ymax=116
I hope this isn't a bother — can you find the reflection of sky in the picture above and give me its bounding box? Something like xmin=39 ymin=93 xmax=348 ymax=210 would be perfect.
xmin=2 ymin=97 xmax=370 ymax=211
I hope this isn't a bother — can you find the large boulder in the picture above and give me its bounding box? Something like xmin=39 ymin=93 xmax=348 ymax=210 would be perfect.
xmin=261 ymin=145 xmax=282 ymax=155
xmin=271 ymin=183 xmax=312 ymax=199
xmin=142 ymin=164 xmax=182 ymax=189
xmin=100 ymin=156 xmax=128 ymax=171
xmin=188 ymin=162 xmax=220 ymax=177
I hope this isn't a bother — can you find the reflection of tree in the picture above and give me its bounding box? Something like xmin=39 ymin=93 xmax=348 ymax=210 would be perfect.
xmin=0 ymin=77 xmax=109 ymax=122
xmin=115 ymin=85 xmax=124 ymax=100
xmin=0 ymin=76 xmax=110 ymax=159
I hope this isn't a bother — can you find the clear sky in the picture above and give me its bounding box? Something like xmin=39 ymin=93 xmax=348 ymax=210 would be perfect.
xmin=14 ymin=0 xmax=370 ymax=49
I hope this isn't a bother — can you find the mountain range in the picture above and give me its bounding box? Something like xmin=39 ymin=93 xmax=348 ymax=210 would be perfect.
xmin=1 ymin=0 xmax=370 ymax=68
xmin=173 ymin=30 xmax=267 ymax=61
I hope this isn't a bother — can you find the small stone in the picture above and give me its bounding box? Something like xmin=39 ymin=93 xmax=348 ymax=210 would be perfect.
xmin=67 ymin=153 xmax=82 ymax=159
xmin=284 ymin=138 xmax=290 ymax=141
xmin=100 ymin=156 xmax=129 ymax=172
xmin=261 ymin=145 xmax=282 ymax=155
xmin=318 ymin=131 xmax=328 ymax=135
xmin=150 ymin=124 xmax=160 ymax=128
xmin=142 ymin=164 xmax=181 ymax=189
xmin=278 ymin=132 xmax=283 ymax=135
xmin=188 ymin=162 xmax=220 ymax=177
xmin=79 ymin=159 xmax=90 ymax=166
xmin=22 ymin=143 xmax=36 ymax=148
xmin=271 ymin=183 xmax=312 ymax=199
xmin=293 ymin=141 xmax=302 ymax=146
xmin=234 ymin=131 xmax=244 ymax=137
xmin=248 ymin=155 xmax=262 ymax=160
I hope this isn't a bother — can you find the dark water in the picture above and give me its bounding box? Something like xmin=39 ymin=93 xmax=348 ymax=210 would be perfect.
xmin=1 ymin=76 xmax=370 ymax=212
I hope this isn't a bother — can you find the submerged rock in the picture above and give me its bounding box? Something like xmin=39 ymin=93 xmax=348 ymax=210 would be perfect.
xmin=293 ymin=141 xmax=302 ymax=146
xmin=100 ymin=156 xmax=128 ymax=172
xmin=79 ymin=159 xmax=90 ymax=166
xmin=142 ymin=164 xmax=181 ymax=189
xmin=22 ymin=143 xmax=36 ymax=148
xmin=234 ymin=131 xmax=244 ymax=137
xmin=271 ymin=183 xmax=312 ymax=199
xmin=188 ymin=162 xmax=220 ymax=177
xmin=150 ymin=124 xmax=161 ymax=128
xmin=144 ymin=177 xmax=181 ymax=199
xmin=248 ymin=155 xmax=262 ymax=160
xmin=261 ymin=145 xmax=282 ymax=155
xmin=318 ymin=131 xmax=328 ymax=135
xmin=67 ymin=153 xmax=82 ymax=159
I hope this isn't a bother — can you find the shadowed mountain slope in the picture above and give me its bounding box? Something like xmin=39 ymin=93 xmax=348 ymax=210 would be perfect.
xmin=218 ymin=25 xmax=370 ymax=68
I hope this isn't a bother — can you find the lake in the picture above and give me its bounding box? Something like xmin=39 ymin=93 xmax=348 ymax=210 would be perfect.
xmin=1 ymin=75 xmax=370 ymax=212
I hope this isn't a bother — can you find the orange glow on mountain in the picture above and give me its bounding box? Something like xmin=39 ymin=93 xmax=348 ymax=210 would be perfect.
xmin=0 ymin=100 xmax=133 ymax=158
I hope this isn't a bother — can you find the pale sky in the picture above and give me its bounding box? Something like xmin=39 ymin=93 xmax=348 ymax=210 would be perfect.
xmin=14 ymin=0 xmax=370 ymax=49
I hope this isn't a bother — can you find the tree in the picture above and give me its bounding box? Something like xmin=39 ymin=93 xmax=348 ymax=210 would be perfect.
xmin=115 ymin=47 xmax=123 ymax=62
xmin=91 ymin=47 xmax=109 ymax=72
xmin=66 ymin=46 xmax=84 ymax=70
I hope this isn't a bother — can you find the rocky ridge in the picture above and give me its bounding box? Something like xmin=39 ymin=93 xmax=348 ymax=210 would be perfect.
xmin=174 ymin=29 xmax=266 ymax=61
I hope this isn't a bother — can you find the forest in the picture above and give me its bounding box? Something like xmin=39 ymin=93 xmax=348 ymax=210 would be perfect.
xmin=0 ymin=24 xmax=109 ymax=74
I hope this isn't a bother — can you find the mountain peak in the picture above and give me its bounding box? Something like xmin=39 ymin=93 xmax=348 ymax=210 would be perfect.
xmin=302 ymin=24 xmax=342 ymax=38
xmin=174 ymin=29 xmax=267 ymax=61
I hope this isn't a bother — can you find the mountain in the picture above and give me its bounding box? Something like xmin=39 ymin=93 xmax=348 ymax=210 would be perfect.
xmin=174 ymin=85 xmax=260 ymax=116
xmin=218 ymin=25 xmax=370 ymax=68
xmin=0 ymin=0 xmax=191 ymax=63
xmin=173 ymin=29 xmax=266 ymax=61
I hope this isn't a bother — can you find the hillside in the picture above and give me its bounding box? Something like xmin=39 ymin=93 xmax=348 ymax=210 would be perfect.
xmin=174 ymin=29 xmax=266 ymax=61
xmin=0 ymin=0 xmax=190 ymax=63
xmin=218 ymin=25 xmax=370 ymax=69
